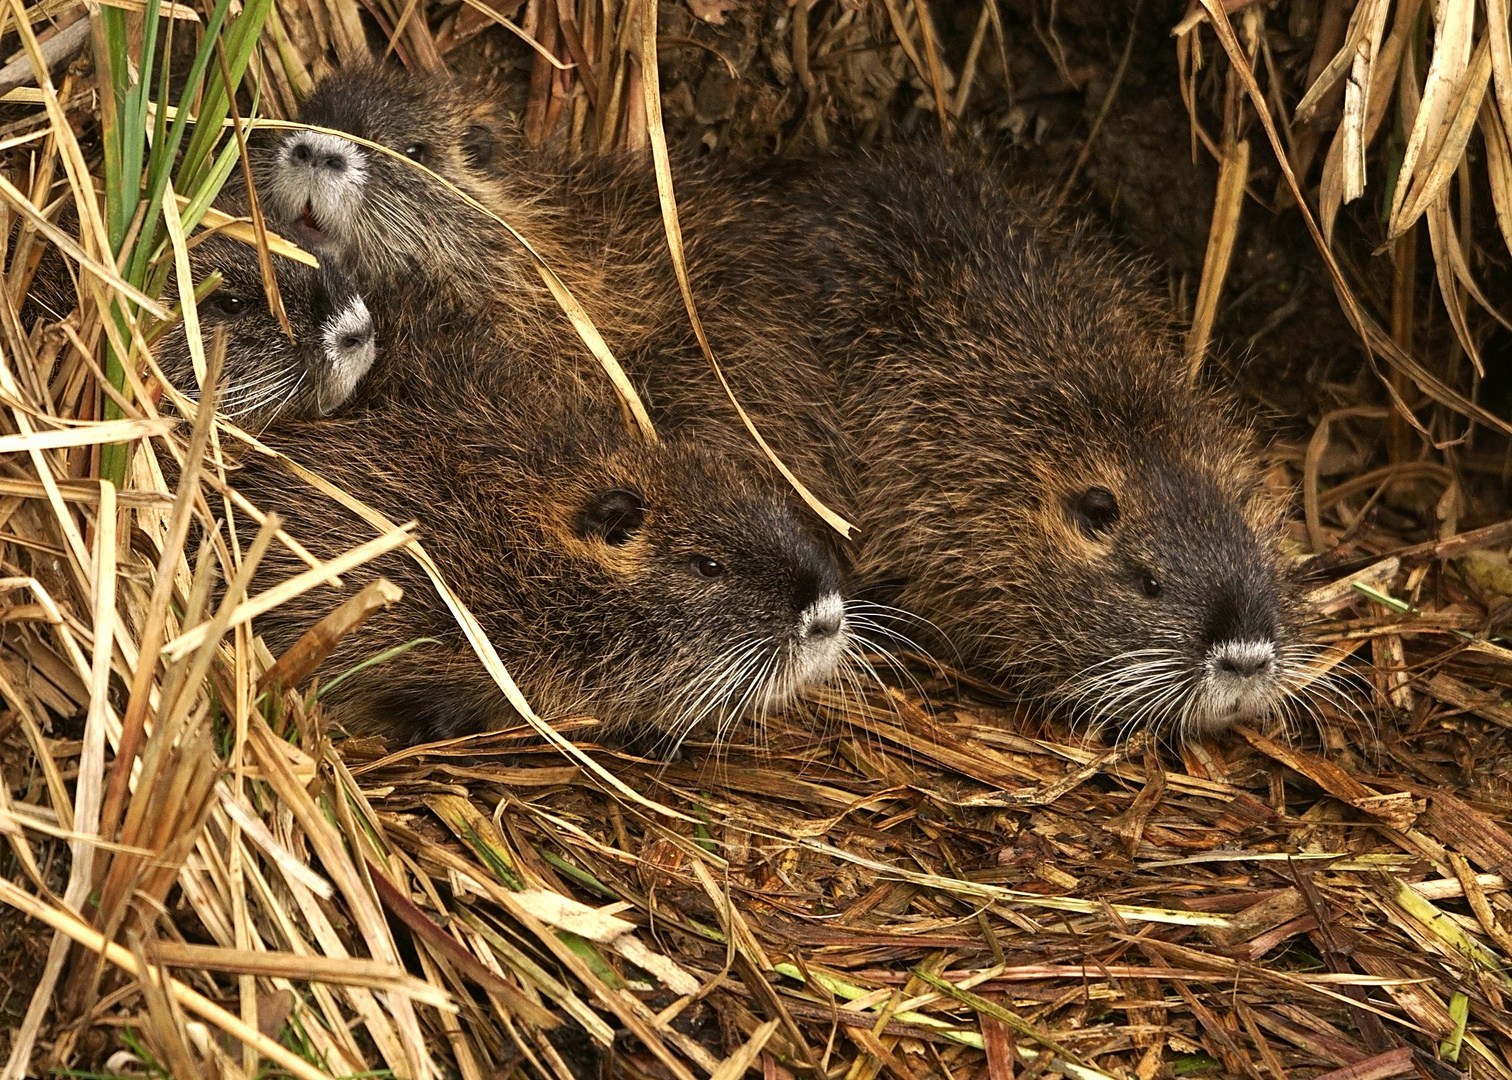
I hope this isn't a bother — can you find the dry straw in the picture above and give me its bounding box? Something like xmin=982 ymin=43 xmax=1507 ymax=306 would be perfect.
xmin=2 ymin=0 xmax=1512 ymax=1078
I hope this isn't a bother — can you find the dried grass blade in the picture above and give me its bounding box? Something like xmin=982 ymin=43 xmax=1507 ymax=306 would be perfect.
xmin=247 ymin=718 xmax=430 ymax=1076
xmin=710 ymin=1020 xmax=780 ymax=1080
xmin=1185 ymin=137 xmax=1248 ymax=381
xmin=1340 ymin=0 xmax=1390 ymax=200
xmin=0 ymin=877 xmax=334 ymax=1080
xmin=1388 ymin=0 xmax=1474 ymax=228
xmin=635 ymin=0 xmax=855 ymax=538
xmin=1479 ymin=100 xmax=1512 ymax=255
xmin=1489 ymin=0 xmax=1512 ymax=140
xmin=1292 ymin=0 xmax=1379 ymax=124
xmin=0 ymin=416 xmax=171 ymax=451
xmin=1424 ymin=193 xmax=1482 ymax=373
xmin=1392 ymin=36 xmax=1491 ymax=236
xmin=191 ymin=200 xmax=318 ymax=265
xmin=159 ymin=521 xmax=414 ymax=660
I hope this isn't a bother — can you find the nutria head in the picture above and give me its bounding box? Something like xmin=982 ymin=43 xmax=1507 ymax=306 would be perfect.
xmin=1018 ymin=383 xmax=1304 ymax=739
xmin=254 ymin=64 xmax=530 ymax=300
xmin=242 ymin=393 xmax=853 ymax=751
xmin=155 ymin=231 xmax=375 ymax=427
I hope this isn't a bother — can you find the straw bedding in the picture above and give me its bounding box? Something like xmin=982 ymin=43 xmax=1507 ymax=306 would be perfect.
xmin=2 ymin=1 xmax=1512 ymax=1078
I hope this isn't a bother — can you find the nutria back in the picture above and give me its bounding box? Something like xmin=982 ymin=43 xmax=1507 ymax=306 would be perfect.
xmin=237 ymin=344 xmax=853 ymax=750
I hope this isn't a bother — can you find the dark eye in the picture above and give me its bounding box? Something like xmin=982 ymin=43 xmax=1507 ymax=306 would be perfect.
xmin=215 ymin=294 xmax=246 ymax=315
xmin=692 ymin=556 xmax=726 ymax=579
xmin=403 ymin=142 xmax=428 ymax=162
xmin=1069 ymin=486 xmax=1120 ymax=539
xmin=1140 ymin=574 xmax=1162 ymax=598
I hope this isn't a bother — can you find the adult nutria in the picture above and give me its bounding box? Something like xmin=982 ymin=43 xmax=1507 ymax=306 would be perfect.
xmin=237 ymin=353 xmax=855 ymax=750
xmin=610 ymin=149 xmax=1312 ymax=739
xmin=26 ymin=227 xmax=375 ymax=428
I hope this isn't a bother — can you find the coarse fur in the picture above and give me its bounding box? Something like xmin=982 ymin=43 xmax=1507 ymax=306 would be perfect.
xmin=25 ymin=223 xmax=375 ymax=428
xmin=238 ymin=345 xmax=855 ymax=751
xmin=608 ymin=147 xmax=1317 ymax=738
xmin=251 ymin=63 xmax=670 ymax=354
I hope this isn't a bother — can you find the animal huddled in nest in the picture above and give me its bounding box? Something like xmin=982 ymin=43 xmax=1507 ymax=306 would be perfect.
xmin=235 ymin=336 xmax=856 ymax=752
xmin=25 ymin=222 xmax=376 ymax=429
xmin=124 ymin=60 xmax=1323 ymax=748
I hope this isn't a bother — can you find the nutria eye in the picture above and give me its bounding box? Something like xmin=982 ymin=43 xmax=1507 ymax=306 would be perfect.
xmin=215 ymin=294 xmax=246 ymax=315
xmin=692 ymin=556 xmax=726 ymax=579
xmin=1069 ymin=486 xmax=1120 ymax=539
xmin=403 ymin=142 xmax=428 ymax=162
xmin=1141 ymin=575 xmax=1162 ymax=598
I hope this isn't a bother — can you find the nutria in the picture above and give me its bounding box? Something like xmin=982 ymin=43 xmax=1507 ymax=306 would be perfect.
xmin=236 ymin=350 xmax=855 ymax=749
xmin=247 ymin=63 xmax=681 ymax=376
xmin=583 ymin=149 xmax=1312 ymax=739
xmin=25 ymin=225 xmax=375 ymax=428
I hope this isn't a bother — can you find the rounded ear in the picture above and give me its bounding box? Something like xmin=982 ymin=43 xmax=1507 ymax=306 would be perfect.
xmin=460 ymin=123 xmax=497 ymax=169
xmin=577 ymin=488 xmax=645 ymax=546
xmin=1066 ymin=486 xmax=1120 ymax=539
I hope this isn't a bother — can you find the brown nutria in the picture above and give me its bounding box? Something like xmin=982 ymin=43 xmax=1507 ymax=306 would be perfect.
xmin=247 ymin=63 xmax=678 ymax=372
xmin=588 ymin=148 xmax=1314 ymax=739
xmin=25 ymin=225 xmax=375 ymax=428
xmin=235 ymin=347 xmax=857 ymax=750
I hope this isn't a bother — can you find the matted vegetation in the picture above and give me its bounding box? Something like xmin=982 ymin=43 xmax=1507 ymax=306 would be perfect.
xmin=1 ymin=0 xmax=1511 ymax=1078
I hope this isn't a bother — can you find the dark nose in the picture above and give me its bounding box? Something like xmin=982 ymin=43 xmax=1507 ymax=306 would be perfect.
xmin=807 ymin=611 xmax=842 ymax=640
xmin=1214 ymin=642 xmax=1274 ymax=678
xmin=289 ymin=139 xmax=348 ymax=172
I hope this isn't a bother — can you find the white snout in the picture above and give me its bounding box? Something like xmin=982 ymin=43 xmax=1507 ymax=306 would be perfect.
xmin=272 ymin=131 xmax=368 ymax=232
xmin=318 ymin=297 xmax=376 ymax=414
xmin=1192 ymin=638 xmax=1282 ymax=733
xmin=794 ymin=591 xmax=848 ymax=688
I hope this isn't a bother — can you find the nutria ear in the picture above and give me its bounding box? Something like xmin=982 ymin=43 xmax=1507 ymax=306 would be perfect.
xmin=578 ymin=488 xmax=645 ymax=546
xmin=1067 ymin=486 xmax=1120 ymax=539
xmin=461 ymin=123 xmax=497 ymax=169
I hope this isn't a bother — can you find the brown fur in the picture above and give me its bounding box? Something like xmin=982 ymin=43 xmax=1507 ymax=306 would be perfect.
xmin=529 ymin=146 xmax=1311 ymax=737
xmin=237 ymin=334 xmax=852 ymax=750
xmin=25 ymin=222 xmax=374 ymax=429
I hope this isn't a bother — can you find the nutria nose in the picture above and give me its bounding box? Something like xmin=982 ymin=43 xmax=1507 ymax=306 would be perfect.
xmin=288 ymin=137 xmax=352 ymax=173
xmin=803 ymin=594 xmax=845 ymax=641
xmin=1213 ymin=640 xmax=1274 ymax=679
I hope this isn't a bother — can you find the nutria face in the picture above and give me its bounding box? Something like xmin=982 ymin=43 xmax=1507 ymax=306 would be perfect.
xmin=557 ymin=440 xmax=851 ymax=751
xmin=155 ymin=233 xmax=375 ymax=427
xmin=255 ymin=65 xmax=506 ymax=290
xmin=1035 ymin=441 xmax=1302 ymax=740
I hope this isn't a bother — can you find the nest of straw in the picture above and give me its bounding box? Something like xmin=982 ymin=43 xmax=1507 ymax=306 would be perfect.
xmin=2 ymin=0 xmax=1512 ymax=1078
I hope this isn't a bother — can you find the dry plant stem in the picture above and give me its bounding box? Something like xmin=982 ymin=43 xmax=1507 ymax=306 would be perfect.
xmin=0 ymin=479 xmax=116 ymax=1080
xmin=256 ymin=576 xmax=403 ymax=693
xmin=0 ymin=877 xmax=335 ymax=1080
xmin=1194 ymin=0 xmax=1457 ymax=445
xmin=96 ymin=336 xmax=225 ymax=872
xmin=1184 ymin=136 xmax=1249 ymax=381
xmin=634 ymin=0 xmax=854 ymax=537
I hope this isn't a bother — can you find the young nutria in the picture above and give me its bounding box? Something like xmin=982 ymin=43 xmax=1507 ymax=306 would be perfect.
xmin=248 ymin=64 xmax=677 ymax=367
xmin=236 ymin=353 xmax=855 ymax=750
xmin=26 ymin=227 xmax=375 ymax=428
xmin=603 ymin=149 xmax=1311 ymax=739
xmin=157 ymin=231 xmax=376 ymax=426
